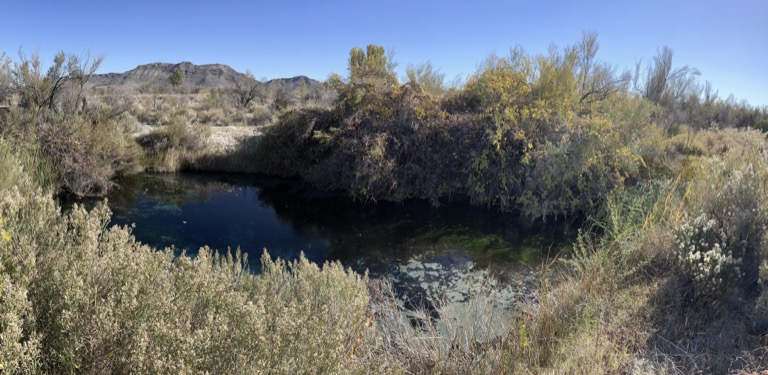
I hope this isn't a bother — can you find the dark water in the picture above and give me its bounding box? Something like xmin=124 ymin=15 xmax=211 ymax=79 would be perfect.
xmin=98 ymin=173 xmax=574 ymax=275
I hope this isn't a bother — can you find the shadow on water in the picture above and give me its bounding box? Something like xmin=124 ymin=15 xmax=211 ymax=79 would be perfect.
xmin=100 ymin=173 xmax=575 ymax=271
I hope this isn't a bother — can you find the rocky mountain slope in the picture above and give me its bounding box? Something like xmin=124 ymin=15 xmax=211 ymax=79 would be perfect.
xmin=89 ymin=61 xmax=322 ymax=90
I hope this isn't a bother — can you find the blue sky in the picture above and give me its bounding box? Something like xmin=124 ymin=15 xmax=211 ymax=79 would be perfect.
xmin=2 ymin=1 xmax=766 ymax=106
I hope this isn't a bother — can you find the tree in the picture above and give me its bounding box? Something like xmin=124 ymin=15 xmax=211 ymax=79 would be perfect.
xmin=634 ymin=46 xmax=700 ymax=106
xmin=169 ymin=70 xmax=183 ymax=87
xmin=328 ymin=45 xmax=399 ymax=117
xmin=66 ymin=51 xmax=104 ymax=113
xmin=12 ymin=51 xmax=56 ymax=111
xmin=271 ymin=82 xmax=292 ymax=111
xmin=574 ymin=32 xmax=630 ymax=108
xmin=11 ymin=50 xmax=103 ymax=114
xmin=233 ymin=70 xmax=261 ymax=108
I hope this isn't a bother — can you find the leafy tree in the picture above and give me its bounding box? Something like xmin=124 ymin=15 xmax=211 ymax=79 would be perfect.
xmin=169 ymin=70 xmax=183 ymax=87
xmin=530 ymin=44 xmax=578 ymax=122
xmin=328 ymin=45 xmax=399 ymax=118
xmin=348 ymin=44 xmax=397 ymax=88
xmin=461 ymin=55 xmax=533 ymax=210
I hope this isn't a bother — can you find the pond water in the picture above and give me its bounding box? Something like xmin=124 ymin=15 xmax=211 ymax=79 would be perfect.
xmin=97 ymin=173 xmax=575 ymax=309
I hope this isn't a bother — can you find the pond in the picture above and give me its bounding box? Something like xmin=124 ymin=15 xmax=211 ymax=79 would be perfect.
xmin=96 ymin=173 xmax=576 ymax=309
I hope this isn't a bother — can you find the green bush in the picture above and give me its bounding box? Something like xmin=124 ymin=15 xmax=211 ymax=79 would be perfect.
xmin=754 ymin=118 xmax=768 ymax=133
xmin=519 ymin=117 xmax=635 ymax=218
xmin=255 ymin=42 xmax=652 ymax=218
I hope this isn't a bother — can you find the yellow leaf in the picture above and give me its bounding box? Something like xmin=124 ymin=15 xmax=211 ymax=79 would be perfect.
xmin=2 ymin=230 xmax=10 ymax=242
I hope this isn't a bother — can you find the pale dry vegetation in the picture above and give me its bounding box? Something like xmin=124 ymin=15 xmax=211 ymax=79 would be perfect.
xmin=0 ymin=158 xmax=373 ymax=373
xmin=3 ymin=34 xmax=768 ymax=374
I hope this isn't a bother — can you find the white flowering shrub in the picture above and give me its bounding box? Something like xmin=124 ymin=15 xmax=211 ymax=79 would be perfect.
xmin=674 ymin=213 xmax=741 ymax=298
xmin=700 ymin=154 xmax=768 ymax=290
xmin=681 ymin=150 xmax=768 ymax=304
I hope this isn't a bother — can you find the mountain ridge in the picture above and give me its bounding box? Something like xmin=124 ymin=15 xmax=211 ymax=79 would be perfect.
xmin=89 ymin=61 xmax=322 ymax=90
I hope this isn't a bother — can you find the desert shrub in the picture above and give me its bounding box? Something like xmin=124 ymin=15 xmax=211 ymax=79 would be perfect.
xmin=674 ymin=213 xmax=737 ymax=299
xmin=0 ymin=136 xmax=56 ymax=194
xmin=196 ymin=107 xmax=227 ymax=126
xmin=10 ymin=50 xmax=102 ymax=115
xmin=247 ymin=104 xmax=274 ymax=126
xmin=21 ymin=113 xmax=141 ymax=197
xmin=257 ymin=44 xmax=650 ymax=218
xmin=660 ymin=148 xmax=768 ymax=312
xmin=132 ymin=101 xmax=168 ymax=126
xmin=457 ymin=58 xmax=532 ymax=210
xmin=112 ymin=111 xmax=143 ymax=135
xmin=694 ymin=154 xmax=768 ymax=294
xmin=271 ymin=83 xmax=295 ymax=111
xmin=0 ymin=172 xmax=41 ymax=373
xmin=36 ymin=114 xmax=142 ymax=196
xmin=0 ymin=52 xmax=142 ymax=197
xmin=0 ymin=183 xmax=372 ymax=374
xmin=137 ymin=111 xmax=210 ymax=172
xmin=636 ymin=148 xmax=768 ymax=373
xmin=254 ymin=108 xmax=335 ymax=177
xmin=752 ymin=288 xmax=768 ymax=332
xmin=405 ymin=61 xmax=447 ymax=96
xmin=0 ymin=271 xmax=41 ymax=374
xmin=131 ymin=95 xmax=180 ymax=126
xmin=304 ymin=84 xmax=478 ymax=204
xmin=163 ymin=112 xmax=192 ymax=149
xmin=693 ymin=127 xmax=768 ymax=157
xmin=519 ymin=117 xmax=635 ymax=218
xmin=755 ymin=118 xmax=768 ymax=133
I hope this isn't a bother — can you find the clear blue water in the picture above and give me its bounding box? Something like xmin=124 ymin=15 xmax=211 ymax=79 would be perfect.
xmin=100 ymin=173 xmax=574 ymax=278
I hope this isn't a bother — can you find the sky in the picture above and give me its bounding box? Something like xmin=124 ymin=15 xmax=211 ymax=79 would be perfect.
xmin=2 ymin=1 xmax=766 ymax=106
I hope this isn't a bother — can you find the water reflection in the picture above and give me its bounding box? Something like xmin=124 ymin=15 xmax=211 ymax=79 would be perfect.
xmin=106 ymin=173 xmax=574 ymax=277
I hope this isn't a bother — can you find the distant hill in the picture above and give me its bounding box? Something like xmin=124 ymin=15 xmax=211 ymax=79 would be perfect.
xmin=89 ymin=61 xmax=323 ymax=91
xmin=263 ymin=76 xmax=321 ymax=92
